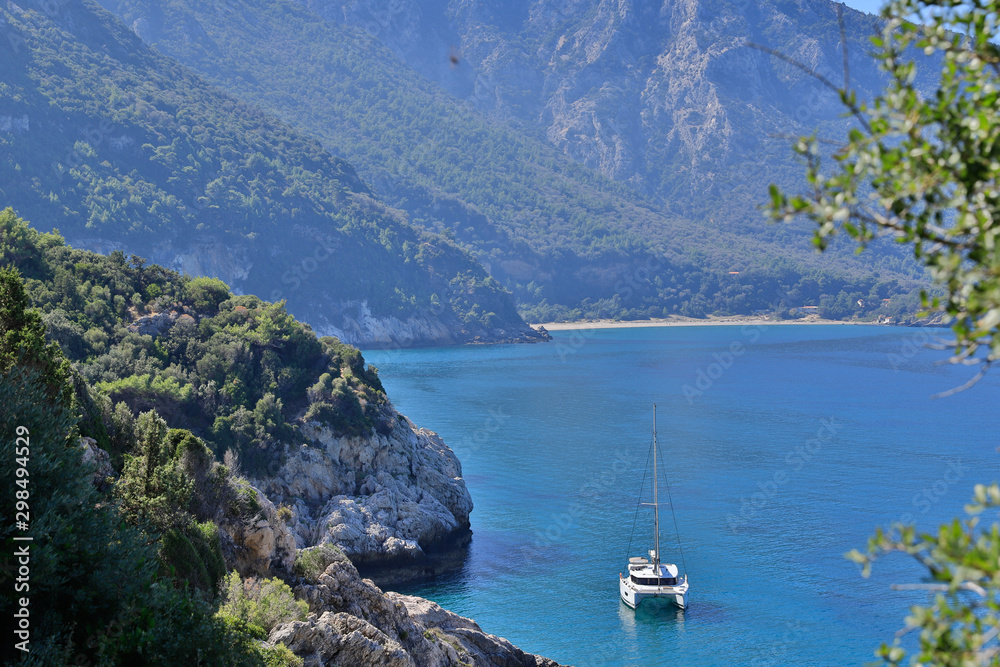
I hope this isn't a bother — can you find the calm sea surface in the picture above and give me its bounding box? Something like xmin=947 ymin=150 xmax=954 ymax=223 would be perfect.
xmin=363 ymin=325 xmax=1000 ymax=666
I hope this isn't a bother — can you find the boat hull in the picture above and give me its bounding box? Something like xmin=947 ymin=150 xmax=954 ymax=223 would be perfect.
xmin=619 ymin=574 xmax=688 ymax=610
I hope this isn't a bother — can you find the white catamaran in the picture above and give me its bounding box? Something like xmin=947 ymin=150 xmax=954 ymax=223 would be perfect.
xmin=619 ymin=404 xmax=689 ymax=610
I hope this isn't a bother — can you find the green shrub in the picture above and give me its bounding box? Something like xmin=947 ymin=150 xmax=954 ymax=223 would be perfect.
xmin=276 ymin=504 xmax=293 ymax=524
xmin=217 ymin=572 xmax=309 ymax=633
xmin=292 ymin=544 xmax=348 ymax=581
xmin=185 ymin=276 xmax=231 ymax=315
xmin=96 ymin=372 xmax=194 ymax=405
xmin=159 ymin=521 xmax=225 ymax=592
xmin=259 ymin=642 xmax=304 ymax=667
xmin=230 ymin=476 xmax=261 ymax=515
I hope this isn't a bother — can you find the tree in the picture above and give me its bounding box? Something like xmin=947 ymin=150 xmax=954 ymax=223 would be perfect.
xmin=768 ymin=0 xmax=1000 ymax=390
xmin=769 ymin=0 xmax=1000 ymax=662
xmin=0 ymin=358 xmax=259 ymax=666
xmin=0 ymin=266 xmax=72 ymax=405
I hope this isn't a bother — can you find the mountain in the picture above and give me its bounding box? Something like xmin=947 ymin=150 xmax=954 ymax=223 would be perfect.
xmin=96 ymin=0 xmax=926 ymax=322
xmin=0 ymin=0 xmax=545 ymax=347
xmin=319 ymin=0 xmax=889 ymax=207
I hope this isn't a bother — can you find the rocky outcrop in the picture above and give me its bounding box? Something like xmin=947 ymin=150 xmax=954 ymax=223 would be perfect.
xmin=388 ymin=593 xmax=564 ymax=667
xmin=127 ymin=306 xmax=197 ymax=337
xmin=270 ymin=557 xmax=564 ymax=667
xmin=255 ymin=407 xmax=473 ymax=566
xmin=79 ymin=437 xmax=114 ymax=488
xmin=312 ymin=300 xmax=455 ymax=348
xmin=219 ymin=487 xmax=298 ymax=577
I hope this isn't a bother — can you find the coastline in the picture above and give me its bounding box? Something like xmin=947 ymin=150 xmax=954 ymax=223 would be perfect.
xmin=533 ymin=315 xmax=887 ymax=331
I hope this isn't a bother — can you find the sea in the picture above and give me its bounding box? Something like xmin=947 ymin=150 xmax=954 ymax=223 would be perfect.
xmin=363 ymin=324 xmax=1000 ymax=666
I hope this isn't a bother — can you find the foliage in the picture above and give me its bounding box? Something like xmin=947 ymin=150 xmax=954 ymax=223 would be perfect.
xmin=771 ymin=0 xmax=1000 ymax=662
xmin=114 ymin=415 xmax=265 ymax=592
xmin=0 ymin=264 xmax=72 ymax=404
xmin=769 ymin=0 xmax=1000 ymax=381
xmin=259 ymin=642 xmax=304 ymax=667
xmin=3 ymin=210 xmax=388 ymax=475
xmin=847 ymin=485 xmax=1000 ymax=665
xmin=159 ymin=520 xmax=228 ymax=593
xmin=0 ymin=363 xmax=261 ymax=665
xmin=185 ymin=276 xmax=232 ymax=316
xmin=292 ymin=543 xmax=349 ymax=582
xmin=216 ymin=571 xmax=309 ymax=635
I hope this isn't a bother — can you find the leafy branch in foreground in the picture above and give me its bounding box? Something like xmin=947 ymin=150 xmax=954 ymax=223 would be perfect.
xmin=767 ymin=0 xmax=1000 ymax=385
xmin=847 ymin=484 xmax=1000 ymax=665
xmin=766 ymin=0 xmax=1000 ymax=662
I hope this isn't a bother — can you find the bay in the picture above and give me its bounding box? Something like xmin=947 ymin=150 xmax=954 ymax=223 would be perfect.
xmin=363 ymin=325 xmax=1000 ymax=666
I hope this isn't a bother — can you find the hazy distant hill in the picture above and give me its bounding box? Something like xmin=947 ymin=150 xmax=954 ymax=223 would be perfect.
xmin=98 ymin=0 xmax=925 ymax=322
xmin=0 ymin=0 xmax=544 ymax=347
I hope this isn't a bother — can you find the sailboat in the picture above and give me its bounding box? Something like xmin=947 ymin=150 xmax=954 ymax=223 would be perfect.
xmin=619 ymin=404 xmax=689 ymax=609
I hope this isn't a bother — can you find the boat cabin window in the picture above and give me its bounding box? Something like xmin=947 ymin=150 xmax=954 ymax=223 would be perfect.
xmin=630 ymin=575 xmax=678 ymax=586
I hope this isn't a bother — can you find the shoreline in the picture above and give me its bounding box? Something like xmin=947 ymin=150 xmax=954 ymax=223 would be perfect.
xmin=532 ymin=316 xmax=893 ymax=331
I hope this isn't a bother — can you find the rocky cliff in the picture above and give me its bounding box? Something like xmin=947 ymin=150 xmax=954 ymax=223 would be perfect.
xmin=254 ymin=406 xmax=473 ymax=567
xmin=210 ymin=411 xmax=564 ymax=666
xmin=272 ymin=554 xmax=564 ymax=667
xmin=79 ymin=428 xmax=558 ymax=665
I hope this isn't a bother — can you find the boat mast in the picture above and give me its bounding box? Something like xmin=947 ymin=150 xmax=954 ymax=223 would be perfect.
xmin=652 ymin=404 xmax=660 ymax=568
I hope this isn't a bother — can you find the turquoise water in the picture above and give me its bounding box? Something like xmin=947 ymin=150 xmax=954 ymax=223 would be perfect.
xmin=364 ymin=325 xmax=1000 ymax=666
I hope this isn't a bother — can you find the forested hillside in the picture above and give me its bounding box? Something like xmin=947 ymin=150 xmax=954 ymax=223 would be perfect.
xmin=2 ymin=209 xmax=390 ymax=474
xmin=97 ymin=0 xmax=926 ymax=322
xmin=0 ymin=0 xmax=542 ymax=346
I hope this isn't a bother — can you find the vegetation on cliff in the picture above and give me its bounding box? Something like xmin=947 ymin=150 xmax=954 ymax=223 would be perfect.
xmin=0 ymin=205 xmax=419 ymax=659
xmin=0 ymin=260 xmax=301 ymax=664
xmin=3 ymin=208 xmax=389 ymax=476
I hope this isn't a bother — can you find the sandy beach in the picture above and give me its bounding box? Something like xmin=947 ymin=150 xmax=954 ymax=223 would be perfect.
xmin=532 ymin=315 xmax=878 ymax=331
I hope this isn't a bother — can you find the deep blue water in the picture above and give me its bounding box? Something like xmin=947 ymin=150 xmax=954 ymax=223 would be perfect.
xmin=364 ymin=325 xmax=1000 ymax=666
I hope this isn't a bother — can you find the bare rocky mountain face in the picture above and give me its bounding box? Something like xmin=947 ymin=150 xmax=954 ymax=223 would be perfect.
xmin=317 ymin=0 xmax=887 ymax=218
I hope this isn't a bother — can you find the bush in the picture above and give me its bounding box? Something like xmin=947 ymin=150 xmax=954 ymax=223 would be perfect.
xmin=217 ymin=572 xmax=309 ymax=634
xmin=292 ymin=544 xmax=348 ymax=581
xmin=259 ymin=642 xmax=304 ymax=667
xmin=185 ymin=276 xmax=231 ymax=315
xmin=159 ymin=520 xmax=227 ymax=592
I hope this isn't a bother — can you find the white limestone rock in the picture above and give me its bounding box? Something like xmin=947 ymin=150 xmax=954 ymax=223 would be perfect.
xmin=222 ymin=487 xmax=298 ymax=576
xmin=255 ymin=407 xmax=472 ymax=565
xmin=271 ymin=558 xmax=565 ymax=667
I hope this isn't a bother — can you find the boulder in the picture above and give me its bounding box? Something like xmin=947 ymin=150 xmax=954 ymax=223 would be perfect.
xmin=78 ymin=437 xmax=114 ymax=488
